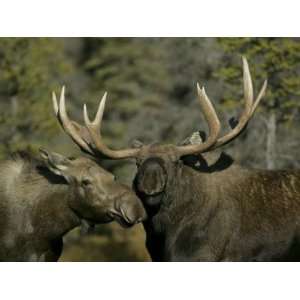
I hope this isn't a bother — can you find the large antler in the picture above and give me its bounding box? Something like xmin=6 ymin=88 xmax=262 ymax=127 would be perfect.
xmin=210 ymin=56 xmax=267 ymax=150
xmin=178 ymin=56 xmax=267 ymax=156
xmin=82 ymin=83 xmax=222 ymax=159
xmin=52 ymin=86 xmax=140 ymax=160
xmin=52 ymin=86 xmax=96 ymax=156
xmin=53 ymin=57 xmax=266 ymax=161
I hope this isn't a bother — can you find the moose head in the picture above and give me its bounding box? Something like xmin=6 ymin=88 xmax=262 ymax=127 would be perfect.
xmin=50 ymin=90 xmax=147 ymax=227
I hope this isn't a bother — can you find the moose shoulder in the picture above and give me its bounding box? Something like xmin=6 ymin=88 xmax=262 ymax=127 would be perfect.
xmin=0 ymin=150 xmax=146 ymax=262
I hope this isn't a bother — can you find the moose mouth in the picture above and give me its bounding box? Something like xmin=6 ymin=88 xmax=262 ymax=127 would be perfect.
xmin=109 ymin=212 xmax=134 ymax=228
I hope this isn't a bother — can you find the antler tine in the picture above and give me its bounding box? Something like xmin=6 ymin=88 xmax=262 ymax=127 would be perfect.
xmin=52 ymin=90 xmax=64 ymax=129
xmin=176 ymin=83 xmax=221 ymax=157
xmin=196 ymin=85 xmax=221 ymax=143
xmin=83 ymin=103 xmax=91 ymax=125
xmin=52 ymin=91 xmax=59 ymax=116
xmin=94 ymin=92 xmax=107 ymax=131
xmin=83 ymin=93 xmax=140 ymax=159
xmin=58 ymin=86 xmax=67 ymax=122
xmin=54 ymin=86 xmax=95 ymax=155
xmin=83 ymin=92 xmax=107 ymax=132
xmin=210 ymin=57 xmax=267 ymax=150
xmin=242 ymin=56 xmax=254 ymax=111
xmin=252 ymin=79 xmax=267 ymax=114
xmin=52 ymin=89 xmax=68 ymax=134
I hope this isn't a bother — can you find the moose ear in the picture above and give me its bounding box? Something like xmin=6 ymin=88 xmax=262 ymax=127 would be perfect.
xmin=39 ymin=147 xmax=72 ymax=180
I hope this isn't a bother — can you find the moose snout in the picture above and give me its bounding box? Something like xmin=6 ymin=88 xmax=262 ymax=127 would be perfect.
xmin=120 ymin=201 xmax=147 ymax=224
xmin=117 ymin=193 xmax=147 ymax=226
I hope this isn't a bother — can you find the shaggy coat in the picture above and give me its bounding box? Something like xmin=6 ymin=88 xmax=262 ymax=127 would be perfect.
xmin=0 ymin=151 xmax=146 ymax=261
xmin=134 ymin=146 xmax=300 ymax=262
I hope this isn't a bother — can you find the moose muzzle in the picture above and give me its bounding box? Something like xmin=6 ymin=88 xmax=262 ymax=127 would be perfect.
xmin=112 ymin=188 xmax=147 ymax=227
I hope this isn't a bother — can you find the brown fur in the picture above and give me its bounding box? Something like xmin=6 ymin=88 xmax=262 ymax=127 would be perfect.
xmin=0 ymin=150 xmax=146 ymax=261
xmin=134 ymin=144 xmax=300 ymax=261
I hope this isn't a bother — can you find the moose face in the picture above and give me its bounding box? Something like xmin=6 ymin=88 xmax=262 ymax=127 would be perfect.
xmin=136 ymin=156 xmax=168 ymax=196
xmin=133 ymin=144 xmax=180 ymax=206
xmin=39 ymin=148 xmax=147 ymax=227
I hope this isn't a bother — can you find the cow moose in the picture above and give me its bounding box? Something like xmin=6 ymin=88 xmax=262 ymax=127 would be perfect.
xmin=0 ymin=88 xmax=146 ymax=262
xmin=70 ymin=56 xmax=300 ymax=262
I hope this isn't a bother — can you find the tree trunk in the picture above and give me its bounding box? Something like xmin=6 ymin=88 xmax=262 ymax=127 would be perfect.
xmin=266 ymin=112 xmax=277 ymax=170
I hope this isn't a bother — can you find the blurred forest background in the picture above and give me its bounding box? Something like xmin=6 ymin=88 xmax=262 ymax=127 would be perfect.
xmin=1 ymin=38 xmax=300 ymax=261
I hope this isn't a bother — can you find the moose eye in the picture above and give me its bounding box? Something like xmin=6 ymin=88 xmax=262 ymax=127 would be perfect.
xmin=81 ymin=178 xmax=92 ymax=186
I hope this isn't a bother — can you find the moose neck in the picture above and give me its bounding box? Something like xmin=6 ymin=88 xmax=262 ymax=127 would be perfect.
xmin=141 ymin=162 xmax=220 ymax=261
xmin=34 ymin=170 xmax=82 ymax=239
xmin=167 ymin=163 xmax=216 ymax=221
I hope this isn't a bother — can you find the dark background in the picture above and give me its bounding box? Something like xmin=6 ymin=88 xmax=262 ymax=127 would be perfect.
xmin=1 ymin=38 xmax=300 ymax=261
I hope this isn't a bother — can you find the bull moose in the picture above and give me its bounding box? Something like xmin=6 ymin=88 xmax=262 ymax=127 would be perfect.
xmin=58 ymin=57 xmax=300 ymax=261
xmin=0 ymin=88 xmax=146 ymax=262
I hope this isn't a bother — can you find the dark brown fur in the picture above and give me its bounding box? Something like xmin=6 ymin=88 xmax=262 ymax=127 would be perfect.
xmin=134 ymin=144 xmax=300 ymax=261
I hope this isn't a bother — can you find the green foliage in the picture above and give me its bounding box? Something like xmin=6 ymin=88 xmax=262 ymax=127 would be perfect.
xmin=0 ymin=38 xmax=73 ymax=158
xmin=82 ymin=38 xmax=170 ymax=148
xmin=216 ymin=38 xmax=300 ymax=120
